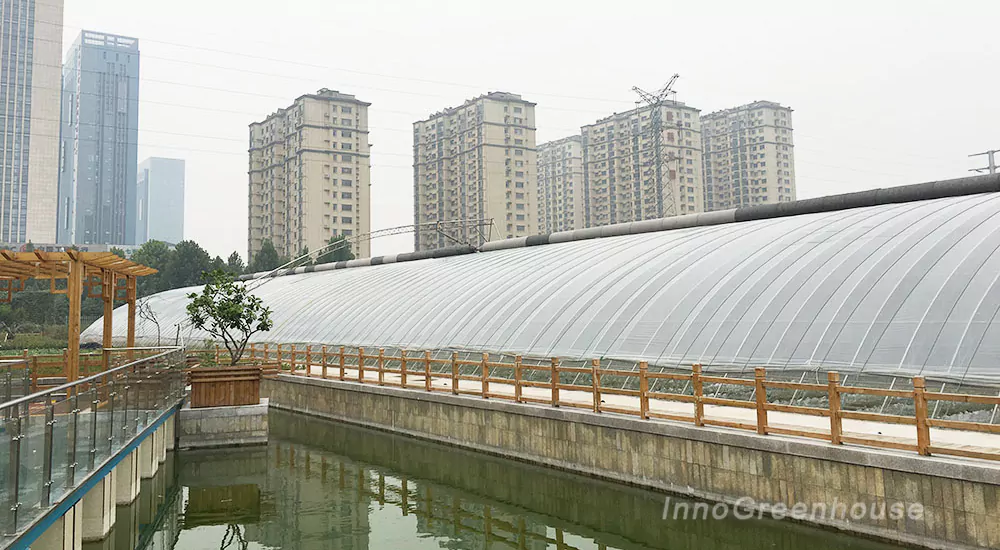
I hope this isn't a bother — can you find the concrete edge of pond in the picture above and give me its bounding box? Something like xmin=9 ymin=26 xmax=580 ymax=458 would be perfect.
xmin=178 ymin=398 xmax=270 ymax=450
xmin=263 ymin=375 xmax=1000 ymax=550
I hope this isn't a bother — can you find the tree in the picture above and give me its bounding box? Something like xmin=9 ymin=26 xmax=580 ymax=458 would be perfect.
xmin=226 ymin=252 xmax=246 ymax=275
xmin=186 ymin=270 xmax=273 ymax=365
xmin=249 ymin=239 xmax=282 ymax=273
xmin=132 ymin=240 xmax=173 ymax=296
xmin=136 ymin=297 xmax=162 ymax=346
xmin=315 ymin=235 xmax=355 ymax=264
xmin=110 ymin=247 xmax=127 ymax=258
xmin=211 ymin=255 xmax=227 ymax=273
xmin=167 ymin=241 xmax=212 ymax=289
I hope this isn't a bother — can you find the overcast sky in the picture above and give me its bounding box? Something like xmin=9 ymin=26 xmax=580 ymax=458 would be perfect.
xmin=61 ymin=0 xmax=999 ymax=260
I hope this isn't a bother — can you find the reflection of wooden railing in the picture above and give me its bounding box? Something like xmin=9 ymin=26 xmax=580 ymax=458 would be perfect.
xmin=185 ymin=344 xmax=1000 ymax=462
xmin=273 ymin=441 xmax=595 ymax=550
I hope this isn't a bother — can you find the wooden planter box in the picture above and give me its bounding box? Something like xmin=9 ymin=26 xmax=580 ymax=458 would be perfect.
xmin=189 ymin=366 xmax=262 ymax=408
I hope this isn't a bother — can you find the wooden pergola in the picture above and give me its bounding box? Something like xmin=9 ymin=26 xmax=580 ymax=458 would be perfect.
xmin=0 ymin=250 xmax=157 ymax=381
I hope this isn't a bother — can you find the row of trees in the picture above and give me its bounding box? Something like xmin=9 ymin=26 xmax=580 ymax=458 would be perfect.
xmin=132 ymin=235 xmax=355 ymax=297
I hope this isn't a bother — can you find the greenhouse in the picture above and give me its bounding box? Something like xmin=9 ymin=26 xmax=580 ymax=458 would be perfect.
xmin=86 ymin=177 xmax=1000 ymax=385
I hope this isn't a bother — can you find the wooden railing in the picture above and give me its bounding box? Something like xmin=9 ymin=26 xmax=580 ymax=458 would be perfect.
xmin=188 ymin=344 xmax=1000 ymax=462
xmin=6 ymin=350 xmax=133 ymax=393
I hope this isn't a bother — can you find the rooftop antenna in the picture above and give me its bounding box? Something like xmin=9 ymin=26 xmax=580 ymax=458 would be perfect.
xmin=633 ymin=74 xmax=681 ymax=219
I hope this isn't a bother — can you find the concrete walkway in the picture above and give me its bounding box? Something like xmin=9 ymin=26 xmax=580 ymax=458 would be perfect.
xmin=289 ymin=365 xmax=1000 ymax=463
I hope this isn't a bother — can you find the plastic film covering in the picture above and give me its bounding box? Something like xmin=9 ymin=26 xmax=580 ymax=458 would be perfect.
xmin=85 ymin=193 xmax=1000 ymax=383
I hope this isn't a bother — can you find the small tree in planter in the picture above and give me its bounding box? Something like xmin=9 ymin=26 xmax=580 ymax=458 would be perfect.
xmin=186 ymin=270 xmax=273 ymax=366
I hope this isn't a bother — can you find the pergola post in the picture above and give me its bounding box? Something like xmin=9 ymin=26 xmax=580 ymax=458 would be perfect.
xmin=126 ymin=276 xmax=136 ymax=361
xmin=67 ymin=253 xmax=84 ymax=383
xmin=102 ymin=270 xmax=115 ymax=372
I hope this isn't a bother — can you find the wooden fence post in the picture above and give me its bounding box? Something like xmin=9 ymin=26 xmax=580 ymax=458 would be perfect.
xmin=639 ymin=361 xmax=649 ymax=419
xmin=306 ymin=346 xmax=313 ymax=377
xmin=754 ymin=367 xmax=768 ymax=435
xmin=424 ymin=351 xmax=432 ymax=391
xmin=551 ymin=358 xmax=560 ymax=407
xmin=276 ymin=344 xmax=283 ymax=372
xmin=451 ymin=352 xmax=459 ymax=395
xmin=692 ymin=364 xmax=704 ymax=427
xmin=592 ymin=359 xmax=601 ymax=413
xmin=250 ymin=343 xmax=256 ymax=361
xmin=481 ymin=353 xmax=489 ymax=399
xmin=263 ymin=343 xmax=269 ymax=362
xmin=290 ymin=346 xmax=298 ymax=374
xmin=358 ymin=348 xmax=365 ymax=383
xmin=514 ymin=356 xmax=523 ymax=403
xmin=321 ymin=346 xmax=329 ymax=379
xmin=214 ymin=344 xmax=220 ymax=365
xmin=378 ymin=349 xmax=385 ymax=386
xmin=913 ymin=376 xmax=931 ymax=456
xmin=339 ymin=346 xmax=346 ymax=380
xmin=400 ymin=350 xmax=408 ymax=388
xmin=828 ymin=372 xmax=842 ymax=445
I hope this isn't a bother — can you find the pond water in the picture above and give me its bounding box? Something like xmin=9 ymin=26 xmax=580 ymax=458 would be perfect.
xmin=97 ymin=409 xmax=903 ymax=550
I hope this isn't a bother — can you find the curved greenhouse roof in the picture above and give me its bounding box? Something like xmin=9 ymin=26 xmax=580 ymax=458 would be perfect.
xmin=87 ymin=176 xmax=1000 ymax=383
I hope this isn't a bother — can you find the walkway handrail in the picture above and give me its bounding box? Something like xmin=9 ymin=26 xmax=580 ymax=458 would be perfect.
xmin=222 ymin=343 xmax=1000 ymax=463
xmin=0 ymin=346 xmax=182 ymax=413
xmin=0 ymin=347 xmax=187 ymax=544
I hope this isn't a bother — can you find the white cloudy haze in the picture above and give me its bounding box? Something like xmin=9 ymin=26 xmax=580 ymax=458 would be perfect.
xmin=61 ymin=0 xmax=999 ymax=260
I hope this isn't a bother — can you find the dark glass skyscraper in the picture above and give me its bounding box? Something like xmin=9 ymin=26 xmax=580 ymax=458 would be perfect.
xmin=57 ymin=30 xmax=140 ymax=245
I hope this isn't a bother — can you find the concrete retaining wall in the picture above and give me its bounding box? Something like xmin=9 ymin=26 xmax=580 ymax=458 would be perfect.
xmin=264 ymin=376 xmax=1000 ymax=550
xmin=177 ymin=400 xmax=269 ymax=450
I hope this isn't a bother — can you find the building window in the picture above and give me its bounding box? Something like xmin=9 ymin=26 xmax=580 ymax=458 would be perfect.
xmin=342 ymin=179 xmax=353 ymax=186
xmin=342 ymin=217 xmax=353 ymax=224
xmin=342 ymin=204 xmax=353 ymax=211
xmin=342 ymin=106 xmax=353 ymax=114
xmin=342 ymin=192 xmax=353 ymax=199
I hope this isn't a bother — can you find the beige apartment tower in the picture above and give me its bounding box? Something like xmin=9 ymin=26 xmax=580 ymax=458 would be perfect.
xmin=0 ymin=0 xmax=63 ymax=243
xmin=582 ymin=102 xmax=704 ymax=228
xmin=248 ymin=89 xmax=371 ymax=264
xmin=701 ymin=101 xmax=795 ymax=211
xmin=537 ymin=136 xmax=584 ymax=233
xmin=413 ymin=92 xmax=537 ymax=251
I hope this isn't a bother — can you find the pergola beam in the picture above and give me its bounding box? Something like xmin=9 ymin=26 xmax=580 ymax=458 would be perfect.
xmin=0 ymin=250 xmax=157 ymax=382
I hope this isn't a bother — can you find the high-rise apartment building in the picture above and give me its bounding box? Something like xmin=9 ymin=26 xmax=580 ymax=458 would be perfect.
xmin=136 ymin=157 xmax=185 ymax=245
xmin=582 ymin=102 xmax=704 ymax=228
xmin=248 ymin=89 xmax=371 ymax=263
xmin=537 ymin=136 xmax=584 ymax=233
xmin=0 ymin=0 xmax=64 ymax=244
xmin=57 ymin=31 xmax=140 ymax=246
xmin=701 ymin=101 xmax=795 ymax=211
xmin=413 ymin=92 xmax=537 ymax=251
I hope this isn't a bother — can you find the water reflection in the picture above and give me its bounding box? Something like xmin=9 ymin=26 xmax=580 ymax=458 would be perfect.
xmin=132 ymin=410 xmax=901 ymax=550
